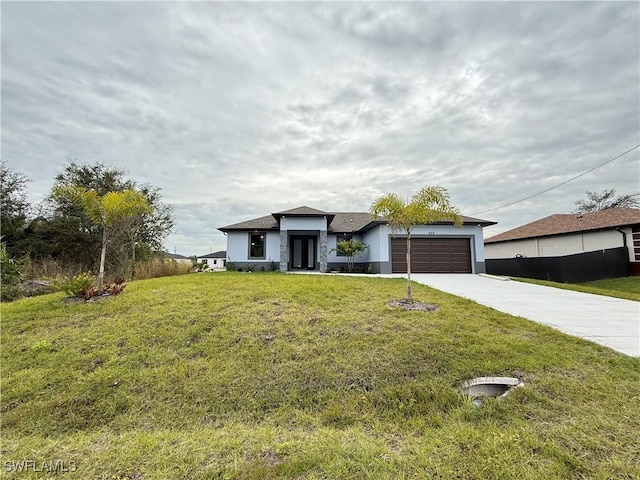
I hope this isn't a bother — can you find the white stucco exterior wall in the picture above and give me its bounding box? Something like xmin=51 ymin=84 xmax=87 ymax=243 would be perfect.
xmin=280 ymin=217 xmax=328 ymax=231
xmin=196 ymin=257 xmax=226 ymax=269
xmin=484 ymin=239 xmax=538 ymax=259
xmin=327 ymin=233 xmax=368 ymax=263
xmin=363 ymin=226 xmax=388 ymax=262
xmin=225 ymin=232 xmax=246 ymax=262
xmin=264 ymin=231 xmax=281 ymax=262
xmin=225 ymin=231 xmax=280 ymax=262
xmin=485 ymin=228 xmax=631 ymax=260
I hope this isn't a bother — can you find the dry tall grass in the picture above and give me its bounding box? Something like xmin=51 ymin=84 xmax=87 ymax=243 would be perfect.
xmin=134 ymin=257 xmax=194 ymax=280
xmin=24 ymin=257 xmax=86 ymax=280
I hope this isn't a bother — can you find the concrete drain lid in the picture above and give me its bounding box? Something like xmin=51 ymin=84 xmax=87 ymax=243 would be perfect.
xmin=459 ymin=376 xmax=523 ymax=398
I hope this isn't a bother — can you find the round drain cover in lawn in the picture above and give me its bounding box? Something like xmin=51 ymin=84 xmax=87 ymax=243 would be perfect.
xmin=459 ymin=377 xmax=523 ymax=397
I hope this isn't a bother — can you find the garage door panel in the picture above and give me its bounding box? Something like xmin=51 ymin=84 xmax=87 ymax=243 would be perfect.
xmin=391 ymin=237 xmax=471 ymax=273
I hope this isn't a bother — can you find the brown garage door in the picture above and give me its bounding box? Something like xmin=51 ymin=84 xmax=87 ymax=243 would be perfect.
xmin=391 ymin=237 xmax=472 ymax=273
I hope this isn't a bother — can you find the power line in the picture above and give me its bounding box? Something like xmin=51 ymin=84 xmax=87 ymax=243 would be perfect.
xmin=470 ymin=144 xmax=640 ymax=216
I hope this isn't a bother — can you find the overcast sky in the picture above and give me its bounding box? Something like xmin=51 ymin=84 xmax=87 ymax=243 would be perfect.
xmin=3 ymin=1 xmax=639 ymax=256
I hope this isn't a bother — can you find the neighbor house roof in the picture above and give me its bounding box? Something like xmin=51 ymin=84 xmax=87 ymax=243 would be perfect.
xmin=198 ymin=250 xmax=227 ymax=259
xmin=166 ymin=252 xmax=190 ymax=260
xmin=219 ymin=206 xmax=496 ymax=233
xmin=485 ymin=208 xmax=640 ymax=244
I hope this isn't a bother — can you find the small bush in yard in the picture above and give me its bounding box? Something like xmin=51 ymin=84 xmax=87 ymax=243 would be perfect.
xmin=0 ymin=243 xmax=24 ymax=286
xmin=1 ymin=285 xmax=21 ymax=302
xmin=194 ymin=261 xmax=209 ymax=272
xmin=79 ymin=285 xmax=99 ymax=300
xmin=104 ymin=278 xmax=127 ymax=296
xmin=53 ymin=273 xmax=95 ymax=297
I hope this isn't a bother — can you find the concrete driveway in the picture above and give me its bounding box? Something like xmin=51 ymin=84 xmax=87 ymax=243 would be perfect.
xmin=395 ymin=274 xmax=640 ymax=357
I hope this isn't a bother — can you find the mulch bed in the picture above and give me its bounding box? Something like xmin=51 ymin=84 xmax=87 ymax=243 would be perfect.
xmin=386 ymin=299 xmax=439 ymax=312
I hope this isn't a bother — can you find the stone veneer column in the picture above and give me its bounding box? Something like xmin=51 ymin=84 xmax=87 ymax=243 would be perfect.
xmin=319 ymin=230 xmax=328 ymax=273
xmin=279 ymin=231 xmax=288 ymax=272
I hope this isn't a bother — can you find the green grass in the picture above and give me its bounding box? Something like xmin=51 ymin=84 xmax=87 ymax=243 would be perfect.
xmin=513 ymin=276 xmax=640 ymax=301
xmin=2 ymin=273 xmax=639 ymax=479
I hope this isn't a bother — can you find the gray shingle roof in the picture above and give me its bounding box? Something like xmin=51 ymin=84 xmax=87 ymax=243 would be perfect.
xmin=329 ymin=212 xmax=383 ymax=233
xmin=166 ymin=252 xmax=190 ymax=260
xmin=459 ymin=216 xmax=497 ymax=226
xmin=198 ymin=250 xmax=227 ymax=259
xmin=273 ymin=206 xmax=328 ymax=216
xmin=219 ymin=207 xmax=495 ymax=233
xmin=219 ymin=214 xmax=279 ymax=231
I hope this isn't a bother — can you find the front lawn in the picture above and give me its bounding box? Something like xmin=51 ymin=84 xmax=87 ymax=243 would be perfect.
xmin=514 ymin=276 xmax=640 ymax=301
xmin=2 ymin=273 xmax=639 ymax=479
xmin=583 ymin=276 xmax=640 ymax=295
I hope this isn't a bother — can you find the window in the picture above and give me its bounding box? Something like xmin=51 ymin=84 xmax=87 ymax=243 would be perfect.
xmin=335 ymin=235 xmax=352 ymax=256
xmin=249 ymin=232 xmax=266 ymax=259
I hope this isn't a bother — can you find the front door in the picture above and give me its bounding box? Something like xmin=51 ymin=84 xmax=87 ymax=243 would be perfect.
xmin=290 ymin=236 xmax=317 ymax=270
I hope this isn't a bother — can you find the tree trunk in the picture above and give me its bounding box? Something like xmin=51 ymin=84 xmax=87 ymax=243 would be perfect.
xmin=98 ymin=228 xmax=107 ymax=293
xmin=131 ymin=240 xmax=136 ymax=279
xmin=406 ymin=232 xmax=412 ymax=303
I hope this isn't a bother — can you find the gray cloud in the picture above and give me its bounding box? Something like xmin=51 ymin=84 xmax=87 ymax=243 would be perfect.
xmin=2 ymin=1 xmax=638 ymax=255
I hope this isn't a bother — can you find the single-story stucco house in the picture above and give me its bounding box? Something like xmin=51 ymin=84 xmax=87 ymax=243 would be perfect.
xmin=196 ymin=251 xmax=227 ymax=270
xmin=484 ymin=207 xmax=640 ymax=274
xmin=165 ymin=252 xmax=193 ymax=264
xmin=218 ymin=206 xmax=496 ymax=274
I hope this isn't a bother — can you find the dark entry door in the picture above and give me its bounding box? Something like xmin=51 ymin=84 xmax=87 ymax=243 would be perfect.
xmin=290 ymin=236 xmax=317 ymax=270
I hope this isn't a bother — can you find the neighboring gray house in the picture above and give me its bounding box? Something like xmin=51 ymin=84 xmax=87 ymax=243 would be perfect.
xmin=196 ymin=251 xmax=227 ymax=270
xmin=218 ymin=206 xmax=495 ymax=274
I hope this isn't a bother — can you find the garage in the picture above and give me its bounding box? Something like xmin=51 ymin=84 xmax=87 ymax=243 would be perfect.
xmin=391 ymin=237 xmax=472 ymax=273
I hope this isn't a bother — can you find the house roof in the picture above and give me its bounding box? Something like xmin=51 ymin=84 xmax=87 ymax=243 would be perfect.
xmin=198 ymin=250 xmax=227 ymax=258
xmin=220 ymin=214 xmax=279 ymax=231
xmin=273 ymin=206 xmax=328 ymax=216
xmin=272 ymin=205 xmax=336 ymax=225
xmin=219 ymin=206 xmax=496 ymax=233
xmin=485 ymin=208 xmax=640 ymax=244
xmin=166 ymin=252 xmax=190 ymax=260
xmin=329 ymin=212 xmax=384 ymax=233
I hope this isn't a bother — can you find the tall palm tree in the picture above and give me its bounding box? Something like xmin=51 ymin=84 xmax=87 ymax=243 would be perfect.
xmin=370 ymin=186 xmax=463 ymax=302
xmin=53 ymin=186 xmax=152 ymax=292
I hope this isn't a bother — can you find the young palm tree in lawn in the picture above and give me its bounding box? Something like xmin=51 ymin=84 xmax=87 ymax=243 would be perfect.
xmin=370 ymin=185 xmax=463 ymax=303
xmin=53 ymin=186 xmax=152 ymax=292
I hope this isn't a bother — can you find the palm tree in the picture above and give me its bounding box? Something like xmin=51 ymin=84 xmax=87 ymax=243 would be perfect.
xmin=331 ymin=238 xmax=368 ymax=272
xmin=53 ymin=186 xmax=152 ymax=292
xmin=370 ymin=185 xmax=463 ymax=302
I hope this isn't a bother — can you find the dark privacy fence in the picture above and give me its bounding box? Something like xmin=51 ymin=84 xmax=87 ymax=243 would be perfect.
xmin=485 ymin=247 xmax=629 ymax=283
